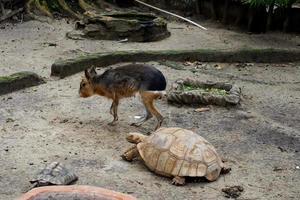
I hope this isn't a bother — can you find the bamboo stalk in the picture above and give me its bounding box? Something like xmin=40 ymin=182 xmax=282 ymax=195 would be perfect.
xmin=134 ymin=0 xmax=207 ymax=30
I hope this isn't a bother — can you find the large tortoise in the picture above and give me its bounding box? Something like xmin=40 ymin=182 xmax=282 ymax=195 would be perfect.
xmin=122 ymin=127 xmax=230 ymax=185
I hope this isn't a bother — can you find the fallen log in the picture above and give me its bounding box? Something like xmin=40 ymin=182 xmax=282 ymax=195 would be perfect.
xmin=51 ymin=48 xmax=300 ymax=78
xmin=0 ymin=71 xmax=45 ymax=95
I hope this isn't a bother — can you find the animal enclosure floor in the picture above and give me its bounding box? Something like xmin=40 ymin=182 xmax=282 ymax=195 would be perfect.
xmin=0 ymin=19 xmax=300 ymax=200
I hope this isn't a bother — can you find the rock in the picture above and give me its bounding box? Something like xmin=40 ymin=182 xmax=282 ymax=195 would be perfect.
xmin=194 ymin=107 xmax=210 ymax=112
xmin=235 ymin=110 xmax=256 ymax=120
xmin=273 ymin=166 xmax=284 ymax=171
xmin=222 ymin=185 xmax=244 ymax=198
xmin=0 ymin=72 xmax=45 ymax=95
xmin=30 ymin=162 xmax=78 ymax=187
xmin=6 ymin=118 xmax=14 ymax=123
xmin=160 ymin=61 xmax=185 ymax=70
xmin=67 ymin=11 xmax=170 ymax=42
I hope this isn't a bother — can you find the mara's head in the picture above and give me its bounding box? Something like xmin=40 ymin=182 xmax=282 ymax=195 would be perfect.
xmin=79 ymin=67 xmax=97 ymax=98
xmin=126 ymin=132 xmax=147 ymax=144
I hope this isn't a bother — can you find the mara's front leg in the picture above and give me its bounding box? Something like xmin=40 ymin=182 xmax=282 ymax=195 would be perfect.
xmin=108 ymin=98 xmax=119 ymax=126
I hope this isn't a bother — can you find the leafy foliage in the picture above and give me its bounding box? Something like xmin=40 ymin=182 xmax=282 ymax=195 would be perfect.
xmin=242 ymin=0 xmax=300 ymax=7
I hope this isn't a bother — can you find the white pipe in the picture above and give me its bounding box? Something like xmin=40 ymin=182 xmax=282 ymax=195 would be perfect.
xmin=134 ymin=0 xmax=207 ymax=30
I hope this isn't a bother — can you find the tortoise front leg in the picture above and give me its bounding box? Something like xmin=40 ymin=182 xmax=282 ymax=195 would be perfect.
xmin=121 ymin=145 xmax=139 ymax=162
xmin=172 ymin=176 xmax=185 ymax=186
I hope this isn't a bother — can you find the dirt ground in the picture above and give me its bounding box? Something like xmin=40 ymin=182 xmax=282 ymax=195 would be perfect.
xmin=0 ymin=18 xmax=300 ymax=200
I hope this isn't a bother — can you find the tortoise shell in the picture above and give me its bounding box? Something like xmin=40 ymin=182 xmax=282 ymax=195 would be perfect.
xmin=137 ymin=127 xmax=224 ymax=181
xmin=30 ymin=162 xmax=78 ymax=187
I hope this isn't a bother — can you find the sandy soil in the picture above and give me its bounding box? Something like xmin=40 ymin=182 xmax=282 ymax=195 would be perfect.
xmin=0 ymin=19 xmax=300 ymax=200
xmin=0 ymin=19 xmax=299 ymax=77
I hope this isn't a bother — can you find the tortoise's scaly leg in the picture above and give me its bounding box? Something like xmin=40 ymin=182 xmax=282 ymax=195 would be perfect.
xmin=220 ymin=157 xmax=231 ymax=174
xmin=121 ymin=145 xmax=139 ymax=162
xmin=221 ymin=163 xmax=231 ymax=174
xmin=172 ymin=176 xmax=185 ymax=186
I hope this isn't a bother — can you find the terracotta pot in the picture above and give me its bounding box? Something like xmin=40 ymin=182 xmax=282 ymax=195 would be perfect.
xmin=18 ymin=185 xmax=137 ymax=200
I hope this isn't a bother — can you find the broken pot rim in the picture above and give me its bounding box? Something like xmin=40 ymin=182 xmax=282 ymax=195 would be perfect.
xmin=17 ymin=185 xmax=137 ymax=200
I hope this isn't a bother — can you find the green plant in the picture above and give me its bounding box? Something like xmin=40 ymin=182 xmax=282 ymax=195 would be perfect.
xmin=243 ymin=0 xmax=299 ymax=7
xmin=243 ymin=0 xmax=300 ymax=32
xmin=182 ymin=84 xmax=228 ymax=96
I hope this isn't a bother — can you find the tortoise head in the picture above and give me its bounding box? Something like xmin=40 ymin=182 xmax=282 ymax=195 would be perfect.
xmin=126 ymin=132 xmax=147 ymax=144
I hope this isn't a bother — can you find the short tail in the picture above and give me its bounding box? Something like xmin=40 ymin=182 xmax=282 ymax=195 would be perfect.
xmin=153 ymin=91 xmax=167 ymax=100
xmin=139 ymin=90 xmax=167 ymax=100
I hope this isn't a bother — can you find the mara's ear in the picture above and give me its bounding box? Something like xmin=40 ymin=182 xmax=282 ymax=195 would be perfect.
xmin=85 ymin=69 xmax=91 ymax=80
xmin=89 ymin=66 xmax=97 ymax=77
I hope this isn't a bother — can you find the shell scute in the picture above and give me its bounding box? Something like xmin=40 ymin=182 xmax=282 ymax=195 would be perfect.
xmin=203 ymin=148 xmax=217 ymax=164
xmin=188 ymin=163 xmax=198 ymax=177
xmin=197 ymin=163 xmax=207 ymax=176
xmin=178 ymin=161 xmax=190 ymax=176
xmin=171 ymin=159 xmax=184 ymax=176
xmin=148 ymin=132 xmax=175 ymax=150
xmin=156 ymin=151 xmax=170 ymax=173
xmin=164 ymin=156 xmax=177 ymax=175
xmin=169 ymin=139 xmax=188 ymax=159
xmin=205 ymin=162 xmax=221 ymax=181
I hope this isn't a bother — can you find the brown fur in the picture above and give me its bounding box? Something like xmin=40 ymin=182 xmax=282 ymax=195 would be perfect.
xmin=79 ymin=66 xmax=164 ymax=130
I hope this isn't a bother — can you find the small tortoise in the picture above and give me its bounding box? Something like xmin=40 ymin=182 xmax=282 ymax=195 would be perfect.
xmin=122 ymin=127 xmax=230 ymax=185
xmin=30 ymin=162 xmax=78 ymax=187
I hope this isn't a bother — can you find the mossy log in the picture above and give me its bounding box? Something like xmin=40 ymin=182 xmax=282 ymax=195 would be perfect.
xmin=167 ymin=78 xmax=241 ymax=106
xmin=0 ymin=72 xmax=45 ymax=95
xmin=51 ymin=48 xmax=300 ymax=79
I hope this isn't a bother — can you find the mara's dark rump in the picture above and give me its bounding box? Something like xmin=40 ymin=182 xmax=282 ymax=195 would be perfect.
xmin=93 ymin=64 xmax=167 ymax=91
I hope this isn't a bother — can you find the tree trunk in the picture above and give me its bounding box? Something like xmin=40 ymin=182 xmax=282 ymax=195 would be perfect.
xmin=283 ymin=3 xmax=292 ymax=32
xmin=235 ymin=9 xmax=243 ymax=26
xmin=164 ymin=0 xmax=171 ymax=7
xmin=210 ymin=0 xmax=217 ymax=20
xmin=247 ymin=8 xmax=255 ymax=32
xmin=0 ymin=0 xmax=5 ymax=16
xmin=266 ymin=2 xmax=275 ymax=31
xmin=195 ymin=0 xmax=200 ymax=17
xmin=222 ymin=0 xmax=229 ymax=24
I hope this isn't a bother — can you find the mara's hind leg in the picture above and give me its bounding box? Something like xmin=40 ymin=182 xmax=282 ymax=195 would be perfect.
xmin=131 ymin=96 xmax=153 ymax=127
xmin=138 ymin=91 xmax=163 ymax=130
xmin=108 ymin=97 xmax=119 ymax=126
